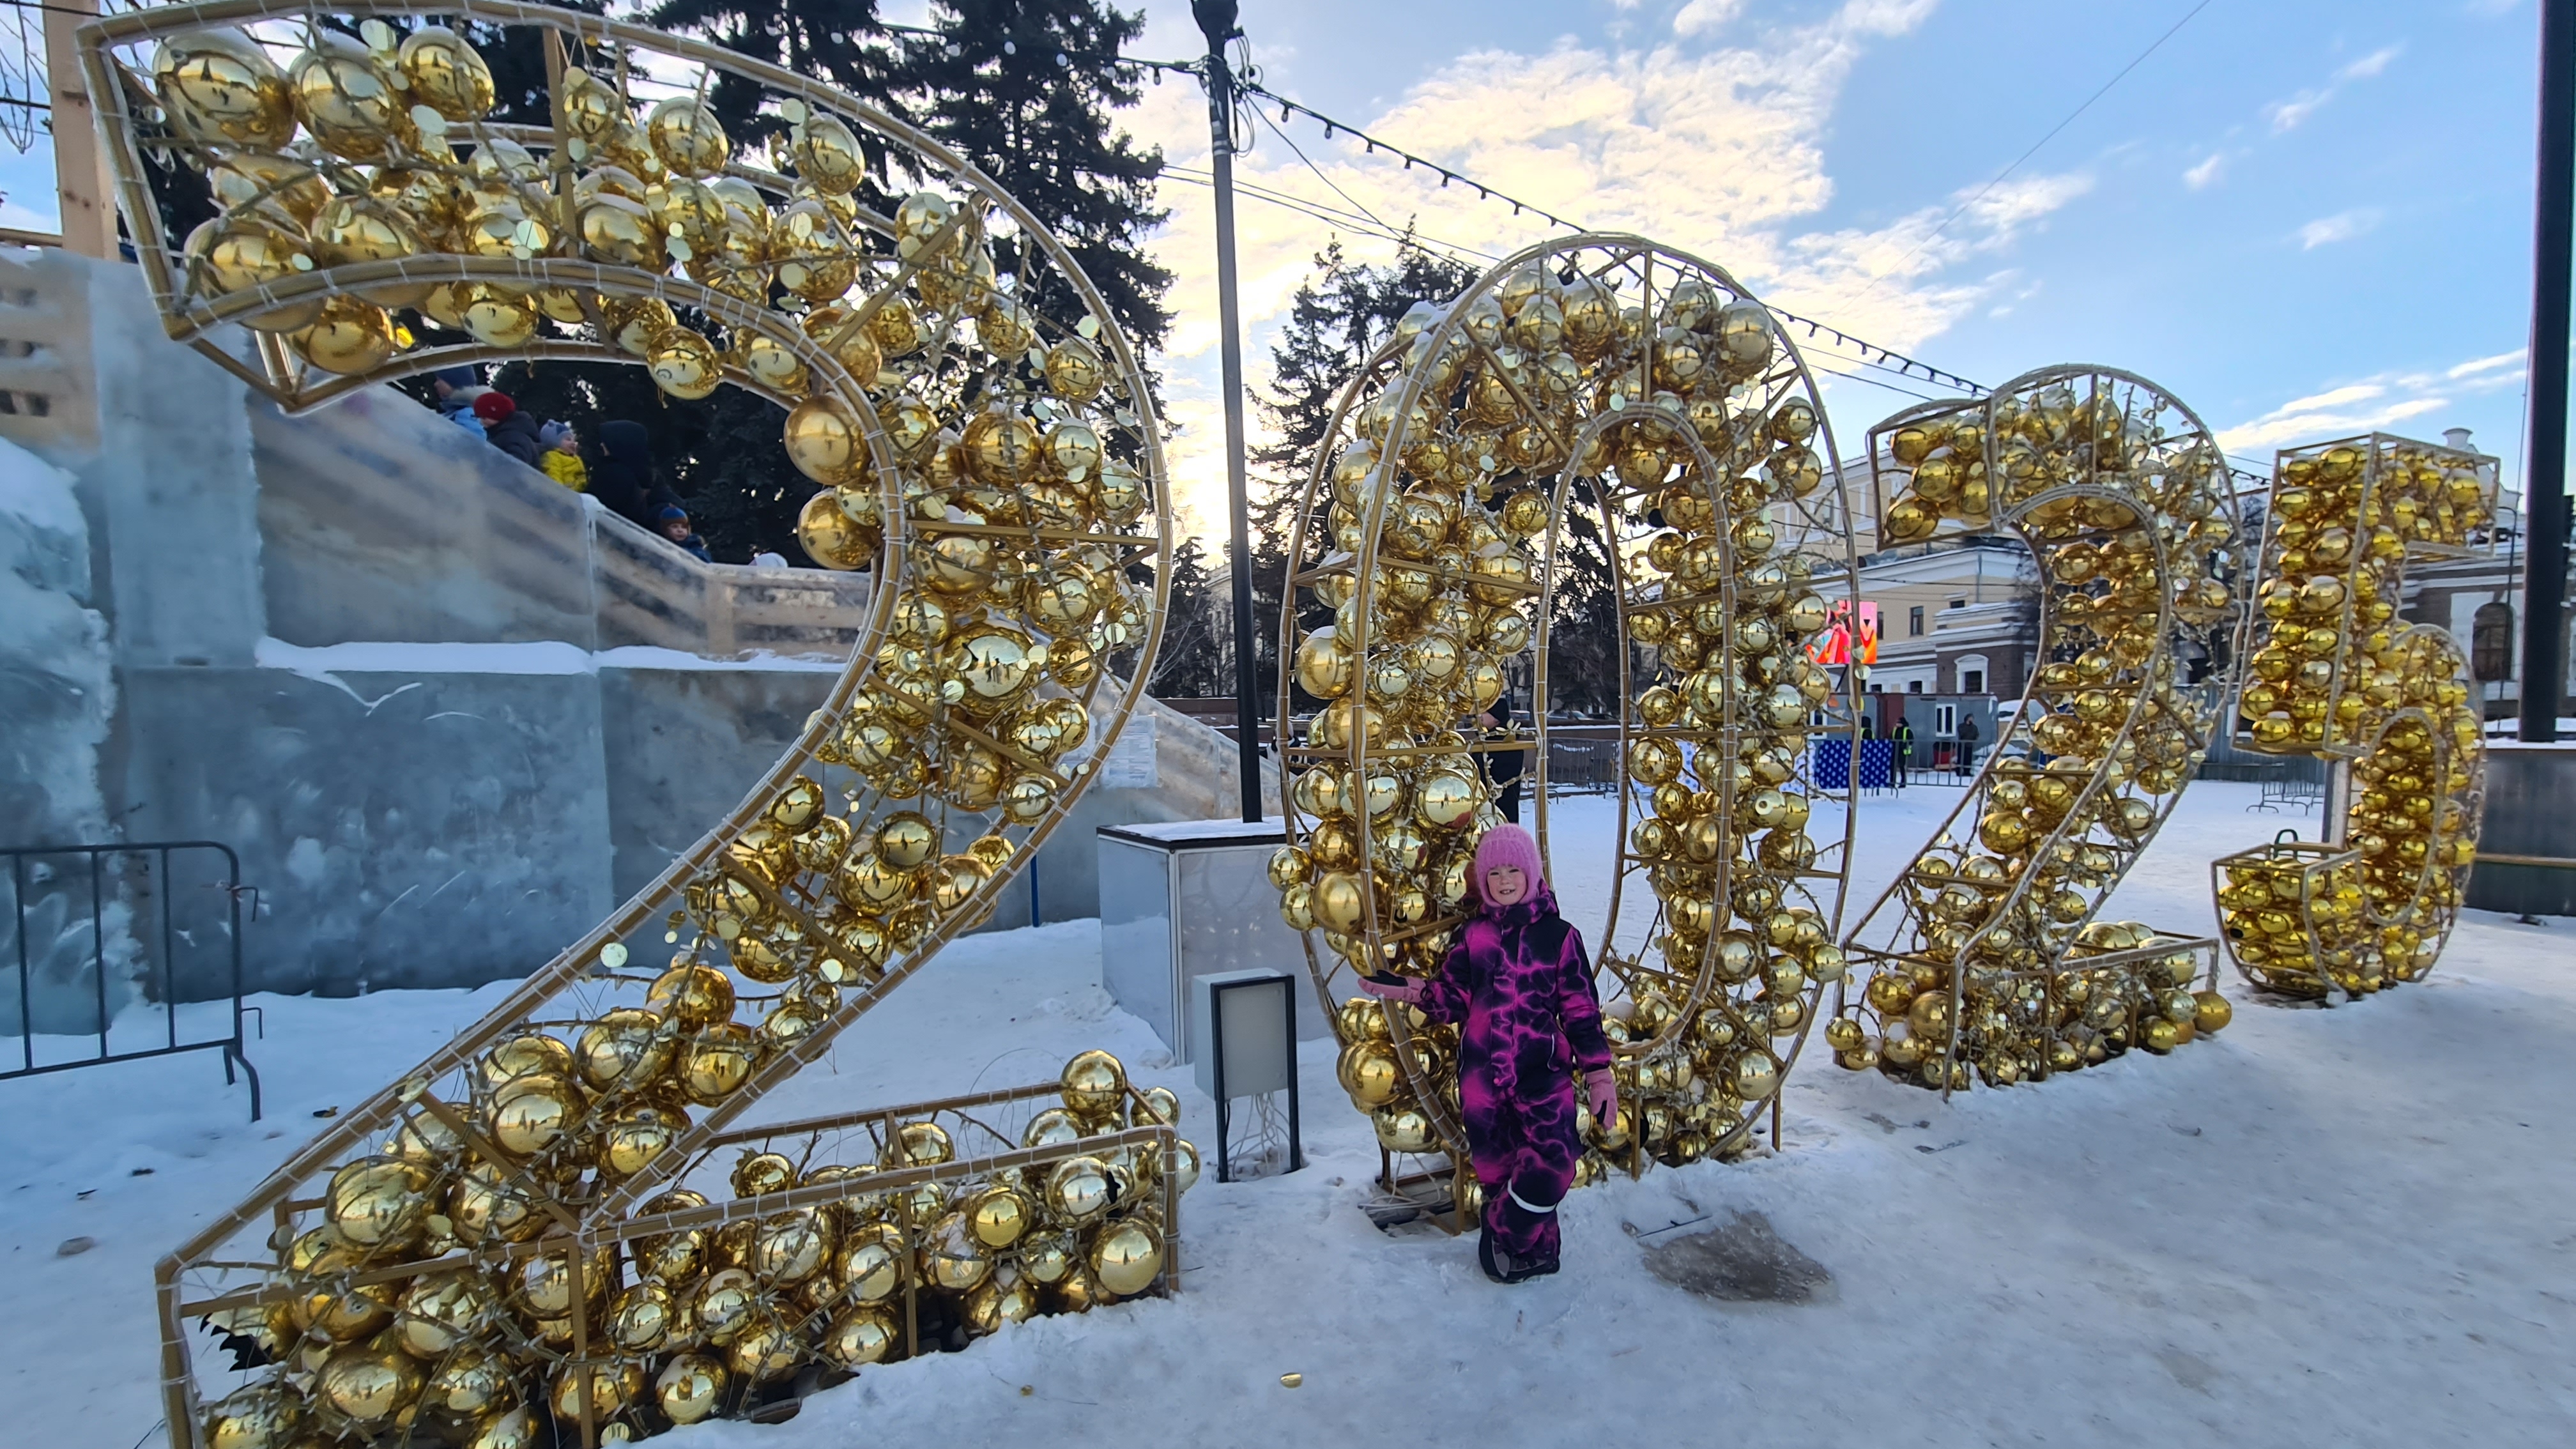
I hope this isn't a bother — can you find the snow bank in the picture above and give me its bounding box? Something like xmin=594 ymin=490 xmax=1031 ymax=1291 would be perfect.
xmin=254 ymin=637 xmax=852 ymax=680
xmin=0 ymin=434 xmax=133 ymax=1032
xmin=3 ymin=786 xmax=2571 ymax=1448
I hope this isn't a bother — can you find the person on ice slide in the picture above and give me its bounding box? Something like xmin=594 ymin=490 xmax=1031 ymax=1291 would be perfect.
xmin=1360 ymin=824 xmax=1618 ymax=1284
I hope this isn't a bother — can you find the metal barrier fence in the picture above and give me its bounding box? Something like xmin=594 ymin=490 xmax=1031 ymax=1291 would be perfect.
xmin=1544 ymin=737 xmax=1621 ymax=794
xmin=2199 ymin=730 xmax=2329 ymax=784
xmin=2 ymin=841 xmax=260 ymax=1119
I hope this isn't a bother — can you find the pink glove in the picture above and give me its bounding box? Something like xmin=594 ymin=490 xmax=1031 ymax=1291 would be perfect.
xmin=1584 ymin=1069 xmax=1620 ymax=1133
xmin=1356 ymin=974 xmax=1420 ymax=1004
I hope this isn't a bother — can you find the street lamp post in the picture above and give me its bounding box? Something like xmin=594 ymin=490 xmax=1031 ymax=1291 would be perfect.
xmin=2521 ymin=0 xmax=2574 ymax=740
xmin=1192 ymin=0 xmax=1266 ymax=822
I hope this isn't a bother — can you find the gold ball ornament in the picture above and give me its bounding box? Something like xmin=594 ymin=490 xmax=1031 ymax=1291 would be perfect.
xmin=289 ymin=33 xmax=413 ymax=164
xmin=1046 ymin=336 xmax=1107 ymax=402
xmin=1373 ymin=1105 xmax=1438 ymax=1153
xmin=205 ymin=1384 xmax=303 ymax=1449
xmin=549 ymin=1361 xmax=645 ymax=1423
xmin=1061 ymin=1048 xmax=1127 ymax=1114
xmin=2192 ymin=990 xmax=2233 ymax=1033
xmin=397 ymin=26 xmax=494 ymax=122
xmin=576 ymin=1007 xmax=675 ymax=1092
xmin=182 ymin=214 xmax=319 ymax=332
xmin=419 ymin=1342 xmax=512 ymax=1418
xmin=819 ymin=1305 xmax=900 ymax=1368
xmin=923 ymin=1211 xmax=993 ymax=1291
xmin=307 ymin=197 xmax=430 ymax=309
xmin=655 ymin=1353 xmax=727 ymax=1425
xmin=460 ymin=287 xmax=540 ymax=350
xmin=648 ymin=328 xmax=723 ymax=400
xmin=1162 ymin=1138 xmax=1202 ymax=1195
xmin=486 ymin=1071 xmax=582 ymax=1158
xmin=597 ymin=1102 xmax=687 ymax=1178
xmin=792 ymin=113 xmax=868 ymax=194
xmin=882 ymin=1119 xmax=954 ymax=1169
xmin=1045 ymin=1155 xmax=1116 ymax=1225
xmin=576 ymin=192 xmax=665 ymax=270
xmin=875 ymin=811 xmax=940 ymax=870
xmin=797 ymin=489 xmax=878 ymax=571
xmin=460 ymin=1407 xmax=540 ymax=1449
xmin=318 ymin=1342 xmax=425 ymax=1426
xmin=1089 ymin=1218 xmax=1165 ymax=1296
xmin=326 ymin=1157 xmax=428 ymax=1250
xmin=967 ymin=1183 xmax=1034 ymax=1250
xmin=647 ymin=96 xmax=731 ymax=178
xmin=836 ymin=1222 xmax=908 ymax=1303
xmin=553 ymin=65 xmax=625 ymax=142
xmin=156 ymin=29 xmax=297 ymax=150
xmin=291 ymin=296 xmax=397 ymax=376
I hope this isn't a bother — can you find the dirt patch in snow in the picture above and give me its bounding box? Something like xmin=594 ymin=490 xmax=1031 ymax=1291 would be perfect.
xmin=1641 ymin=1210 xmax=1834 ymax=1304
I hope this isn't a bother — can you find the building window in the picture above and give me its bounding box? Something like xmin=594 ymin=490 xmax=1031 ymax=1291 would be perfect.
xmin=1868 ymin=682 xmax=1883 ymax=693
xmin=1935 ymin=703 xmax=1958 ymax=735
xmin=1947 ymin=596 xmax=1966 ymax=610
xmin=1908 ymin=605 xmax=1924 ymax=636
xmin=1906 ymin=680 xmax=1923 ymax=694
xmin=2472 ymin=601 xmax=2513 ymax=682
xmin=1963 ymin=668 xmax=1986 ymax=693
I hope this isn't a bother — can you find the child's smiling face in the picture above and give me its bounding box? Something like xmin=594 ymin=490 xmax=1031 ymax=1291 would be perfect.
xmin=1483 ymin=864 xmax=1528 ymax=906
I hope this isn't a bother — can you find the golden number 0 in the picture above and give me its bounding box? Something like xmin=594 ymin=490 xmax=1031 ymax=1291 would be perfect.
xmin=1833 ymin=367 xmax=2244 ymax=1094
xmin=1265 ymin=236 xmax=1864 ymax=1213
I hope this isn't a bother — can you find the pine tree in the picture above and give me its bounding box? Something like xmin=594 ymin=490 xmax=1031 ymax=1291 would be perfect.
xmin=1249 ymin=238 xmax=1477 ymax=707
xmin=885 ymin=0 xmax=1172 ymax=353
xmin=1146 ymin=536 xmax=1227 ymax=696
xmin=1248 ymin=237 xmax=1631 ymax=718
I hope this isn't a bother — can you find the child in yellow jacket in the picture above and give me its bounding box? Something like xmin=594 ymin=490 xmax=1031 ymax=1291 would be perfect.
xmin=538 ymin=421 xmax=588 ymax=492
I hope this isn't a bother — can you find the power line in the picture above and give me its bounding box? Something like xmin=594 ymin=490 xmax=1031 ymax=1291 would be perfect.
xmin=1250 ymin=102 xmax=1402 ymax=243
xmin=1166 ymin=162 xmax=1977 ymax=411
xmin=1835 ymin=0 xmax=2216 ymax=319
xmin=1236 ymin=78 xmax=1586 ymax=233
xmin=1222 ymin=78 xmax=1990 ymax=396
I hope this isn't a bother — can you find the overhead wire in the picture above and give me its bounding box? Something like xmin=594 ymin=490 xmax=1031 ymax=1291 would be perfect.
xmin=1219 ymin=77 xmax=1989 ymax=395
xmin=1831 ymin=0 xmax=2216 ymax=319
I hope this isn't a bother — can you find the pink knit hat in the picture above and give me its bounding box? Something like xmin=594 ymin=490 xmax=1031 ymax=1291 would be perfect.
xmin=1469 ymin=824 xmax=1547 ymax=909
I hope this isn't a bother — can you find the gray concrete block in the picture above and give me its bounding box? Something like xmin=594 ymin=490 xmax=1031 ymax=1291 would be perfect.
xmin=116 ymin=665 xmax=615 ymax=997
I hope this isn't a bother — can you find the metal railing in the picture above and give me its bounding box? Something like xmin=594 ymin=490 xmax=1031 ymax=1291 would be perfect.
xmin=2 ymin=840 xmax=259 ymax=1119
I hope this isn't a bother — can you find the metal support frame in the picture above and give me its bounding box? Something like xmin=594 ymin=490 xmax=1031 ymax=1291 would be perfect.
xmin=1266 ymin=234 xmax=1862 ymax=1172
xmin=160 ymin=1078 xmax=1179 ymax=1448
xmin=3 ymin=841 xmax=259 ymax=1120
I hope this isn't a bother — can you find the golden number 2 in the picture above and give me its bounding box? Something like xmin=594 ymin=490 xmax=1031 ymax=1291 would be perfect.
xmin=1834 ymin=367 xmax=2243 ymax=1094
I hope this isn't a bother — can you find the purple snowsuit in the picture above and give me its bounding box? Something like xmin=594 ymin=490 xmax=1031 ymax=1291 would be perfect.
xmin=1390 ymin=880 xmax=1611 ymax=1262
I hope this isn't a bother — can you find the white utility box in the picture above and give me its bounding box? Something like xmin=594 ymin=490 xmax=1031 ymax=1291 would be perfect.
xmin=1095 ymin=818 xmax=1326 ymax=1062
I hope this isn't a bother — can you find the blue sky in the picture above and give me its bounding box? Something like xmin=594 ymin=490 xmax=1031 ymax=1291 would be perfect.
xmin=1103 ymin=0 xmax=2554 ymax=532
xmin=13 ymin=1 xmax=2551 ymax=538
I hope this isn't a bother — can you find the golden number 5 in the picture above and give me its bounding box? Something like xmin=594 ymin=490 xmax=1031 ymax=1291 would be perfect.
xmin=2213 ymin=434 xmax=2496 ymax=999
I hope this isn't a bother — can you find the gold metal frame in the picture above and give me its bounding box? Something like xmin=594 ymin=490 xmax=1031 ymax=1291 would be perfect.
xmin=1835 ymin=365 xmax=2247 ymax=1096
xmin=2213 ymin=431 xmax=2497 ymax=999
xmin=89 ymin=7 xmax=1175 ymax=1445
xmin=1266 ymin=234 xmax=1862 ymax=1205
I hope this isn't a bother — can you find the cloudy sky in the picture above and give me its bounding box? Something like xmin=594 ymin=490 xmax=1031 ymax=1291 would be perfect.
xmin=10 ymin=0 xmax=2549 ymax=542
xmin=1084 ymin=0 xmax=2554 ymax=538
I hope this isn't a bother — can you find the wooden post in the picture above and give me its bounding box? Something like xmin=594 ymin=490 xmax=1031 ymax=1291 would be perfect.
xmin=43 ymin=0 xmax=119 ymax=256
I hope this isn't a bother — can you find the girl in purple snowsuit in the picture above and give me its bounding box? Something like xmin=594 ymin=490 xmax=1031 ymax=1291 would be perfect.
xmin=1363 ymin=824 xmax=1618 ymax=1283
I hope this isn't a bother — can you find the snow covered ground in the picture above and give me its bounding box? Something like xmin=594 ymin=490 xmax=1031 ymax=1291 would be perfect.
xmin=5 ymin=780 xmax=2573 ymax=1447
